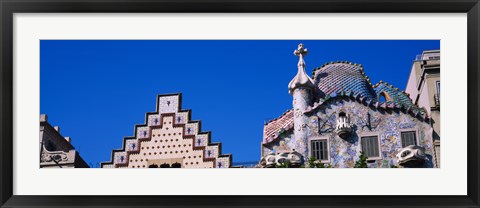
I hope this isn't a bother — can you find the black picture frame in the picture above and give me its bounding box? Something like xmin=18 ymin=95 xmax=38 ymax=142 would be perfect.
xmin=1 ymin=0 xmax=479 ymax=207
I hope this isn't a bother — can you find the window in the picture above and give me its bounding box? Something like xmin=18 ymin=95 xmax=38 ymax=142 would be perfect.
xmin=361 ymin=136 xmax=380 ymax=158
xmin=378 ymin=91 xmax=391 ymax=103
xmin=436 ymin=81 xmax=440 ymax=95
xmin=311 ymin=140 xmax=328 ymax=160
xmin=401 ymin=131 xmax=417 ymax=147
xmin=159 ymin=163 xmax=170 ymax=168
xmin=379 ymin=94 xmax=387 ymax=103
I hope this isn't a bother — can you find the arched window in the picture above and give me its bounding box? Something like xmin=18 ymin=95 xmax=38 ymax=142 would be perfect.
xmin=171 ymin=162 xmax=181 ymax=168
xmin=339 ymin=112 xmax=346 ymax=117
xmin=148 ymin=164 xmax=158 ymax=168
xmin=379 ymin=91 xmax=391 ymax=103
xmin=160 ymin=163 xmax=170 ymax=168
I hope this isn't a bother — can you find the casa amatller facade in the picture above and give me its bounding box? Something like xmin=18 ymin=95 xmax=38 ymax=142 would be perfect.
xmin=101 ymin=94 xmax=232 ymax=168
xmin=260 ymin=44 xmax=438 ymax=168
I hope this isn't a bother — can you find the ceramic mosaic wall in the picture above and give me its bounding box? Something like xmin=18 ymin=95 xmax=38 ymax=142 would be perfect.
xmin=292 ymin=87 xmax=314 ymax=159
xmin=101 ymin=93 xmax=232 ymax=168
xmin=263 ymin=98 xmax=436 ymax=168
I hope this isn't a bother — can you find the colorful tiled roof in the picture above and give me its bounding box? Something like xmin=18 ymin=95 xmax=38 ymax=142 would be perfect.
xmin=312 ymin=62 xmax=377 ymax=100
xmin=373 ymin=81 xmax=426 ymax=117
xmin=263 ymin=61 xmax=429 ymax=145
xmin=263 ymin=109 xmax=294 ymax=144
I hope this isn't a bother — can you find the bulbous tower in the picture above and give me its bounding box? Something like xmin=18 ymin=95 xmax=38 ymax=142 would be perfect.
xmin=287 ymin=43 xmax=316 ymax=159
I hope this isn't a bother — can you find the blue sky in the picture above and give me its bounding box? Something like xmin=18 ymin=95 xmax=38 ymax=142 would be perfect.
xmin=40 ymin=40 xmax=439 ymax=167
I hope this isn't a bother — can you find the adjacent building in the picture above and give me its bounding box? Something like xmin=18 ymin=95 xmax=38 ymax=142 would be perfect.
xmin=40 ymin=114 xmax=89 ymax=168
xmin=261 ymin=44 xmax=437 ymax=168
xmin=405 ymin=50 xmax=440 ymax=167
xmin=101 ymin=93 xmax=232 ymax=168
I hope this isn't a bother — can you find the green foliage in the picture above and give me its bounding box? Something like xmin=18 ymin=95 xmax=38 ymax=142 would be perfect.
xmin=307 ymin=157 xmax=316 ymax=168
xmin=307 ymin=157 xmax=331 ymax=168
xmin=275 ymin=161 xmax=291 ymax=168
xmin=354 ymin=151 xmax=368 ymax=168
xmin=317 ymin=163 xmax=332 ymax=168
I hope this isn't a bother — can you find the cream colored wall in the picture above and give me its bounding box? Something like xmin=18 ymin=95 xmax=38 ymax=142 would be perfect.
xmin=426 ymin=74 xmax=440 ymax=108
xmin=418 ymin=81 xmax=431 ymax=114
xmin=406 ymin=62 xmax=421 ymax=101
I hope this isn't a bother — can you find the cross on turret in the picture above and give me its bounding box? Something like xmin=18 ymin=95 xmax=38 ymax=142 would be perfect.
xmin=294 ymin=43 xmax=308 ymax=68
xmin=294 ymin=43 xmax=308 ymax=56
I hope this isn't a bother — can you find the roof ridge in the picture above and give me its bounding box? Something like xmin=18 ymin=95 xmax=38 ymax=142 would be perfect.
xmin=373 ymin=81 xmax=411 ymax=98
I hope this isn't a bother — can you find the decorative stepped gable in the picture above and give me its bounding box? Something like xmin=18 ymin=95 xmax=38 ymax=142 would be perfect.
xmin=101 ymin=93 xmax=232 ymax=168
xmin=263 ymin=61 xmax=429 ymax=145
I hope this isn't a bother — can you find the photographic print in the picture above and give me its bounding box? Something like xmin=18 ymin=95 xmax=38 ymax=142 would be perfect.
xmin=39 ymin=40 xmax=440 ymax=169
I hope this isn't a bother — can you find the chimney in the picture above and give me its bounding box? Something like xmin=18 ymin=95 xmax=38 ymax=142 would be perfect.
xmin=65 ymin=137 xmax=71 ymax=143
xmin=40 ymin=114 xmax=48 ymax=122
xmin=54 ymin=126 xmax=60 ymax=133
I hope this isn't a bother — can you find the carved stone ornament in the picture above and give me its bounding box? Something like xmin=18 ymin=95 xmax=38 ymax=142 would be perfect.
xmin=259 ymin=150 xmax=305 ymax=168
xmin=40 ymin=146 xmax=69 ymax=163
xmin=396 ymin=145 xmax=427 ymax=167
xmin=288 ymin=43 xmax=317 ymax=95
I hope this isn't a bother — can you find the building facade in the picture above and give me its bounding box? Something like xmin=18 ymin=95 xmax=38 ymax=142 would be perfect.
xmin=260 ymin=44 xmax=437 ymax=168
xmin=405 ymin=50 xmax=440 ymax=167
xmin=40 ymin=114 xmax=89 ymax=168
xmin=101 ymin=93 xmax=232 ymax=168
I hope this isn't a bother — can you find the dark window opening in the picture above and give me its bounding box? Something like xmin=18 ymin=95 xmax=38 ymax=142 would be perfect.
xmin=361 ymin=136 xmax=380 ymax=158
xmin=171 ymin=162 xmax=181 ymax=168
xmin=311 ymin=140 xmax=328 ymax=160
xmin=401 ymin=131 xmax=417 ymax=147
xmin=379 ymin=91 xmax=391 ymax=103
xmin=160 ymin=163 xmax=170 ymax=168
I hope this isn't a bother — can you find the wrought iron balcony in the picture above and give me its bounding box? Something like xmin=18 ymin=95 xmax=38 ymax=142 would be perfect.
xmin=335 ymin=115 xmax=352 ymax=139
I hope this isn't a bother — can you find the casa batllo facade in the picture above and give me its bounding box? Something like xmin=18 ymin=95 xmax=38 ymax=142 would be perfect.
xmin=261 ymin=44 xmax=437 ymax=168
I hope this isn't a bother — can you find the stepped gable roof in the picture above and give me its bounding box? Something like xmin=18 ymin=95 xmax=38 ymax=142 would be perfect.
xmin=263 ymin=109 xmax=294 ymax=144
xmin=100 ymin=93 xmax=233 ymax=168
xmin=373 ymin=81 xmax=427 ymax=117
xmin=312 ymin=61 xmax=377 ymax=101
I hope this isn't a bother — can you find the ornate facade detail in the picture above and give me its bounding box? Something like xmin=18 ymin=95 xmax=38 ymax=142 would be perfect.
xmin=288 ymin=43 xmax=317 ymax=95
xmin=40 ymin=148 xmax=70 ymax=163
xmin=40 ymin=114 xmax=89 ymax=168
xmin=101 ymin=93 xmax=232 ymax=168
xmin=262 ymin=44 xmax=437 ymax=168
xmin=335 ymin=112 xmax=352 ymax=139
xmin=259 ymin=150 xmax=304 ymax=168
xmin=396 ymin=145 xmax=427 ymax=167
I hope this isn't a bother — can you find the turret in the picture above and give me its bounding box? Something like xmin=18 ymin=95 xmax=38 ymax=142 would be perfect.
xmin=288 ymin=43 xmax=316 ymax=160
